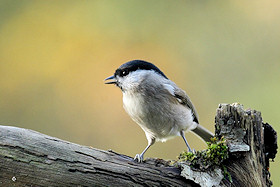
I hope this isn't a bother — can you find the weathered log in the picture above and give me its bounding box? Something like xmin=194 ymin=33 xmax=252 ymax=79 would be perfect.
xmin=0 ymin=103 xmax=277 ymax=186
xmin=0 ymin=126 xmax=196 ymax=186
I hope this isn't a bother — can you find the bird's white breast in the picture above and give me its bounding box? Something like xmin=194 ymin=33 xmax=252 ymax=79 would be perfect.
xmin=123 ymin=92 xmax=145 ymax=124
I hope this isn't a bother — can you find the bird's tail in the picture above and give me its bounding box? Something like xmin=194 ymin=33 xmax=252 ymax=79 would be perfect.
xmin=192 ymin=124 xmax=214 ymax=142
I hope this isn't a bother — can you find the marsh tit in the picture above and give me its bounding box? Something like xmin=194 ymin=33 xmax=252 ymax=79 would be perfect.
xmin=105 ymin=60 xmax=214 ymax=162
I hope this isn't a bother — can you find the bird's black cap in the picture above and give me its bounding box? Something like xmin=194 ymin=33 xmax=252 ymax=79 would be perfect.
xmin=115 ymin=60 xmax=168 ymax=79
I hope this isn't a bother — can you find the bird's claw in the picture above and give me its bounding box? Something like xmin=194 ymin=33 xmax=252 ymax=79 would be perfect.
xmin=134 ymin=154 xmax=143 ymax=162
xmin=187 ymin=148 xmax=195 ymax=154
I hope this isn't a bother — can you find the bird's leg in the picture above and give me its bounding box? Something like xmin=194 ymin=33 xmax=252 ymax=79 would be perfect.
xmin=180 ymin=131 xmax=193 ymax=153
xmin=134 ymin=138 xmax=155 ymax=162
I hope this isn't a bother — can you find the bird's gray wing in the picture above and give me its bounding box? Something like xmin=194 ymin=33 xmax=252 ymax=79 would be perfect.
xmin=163 ymin=82 xmax=199 ymax=124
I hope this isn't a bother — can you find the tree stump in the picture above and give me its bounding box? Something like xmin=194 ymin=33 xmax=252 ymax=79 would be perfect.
xmin=214 ymin=103 xmax=277 ymax=186
xmin=0 ymin=103 xmax=277 ymax=186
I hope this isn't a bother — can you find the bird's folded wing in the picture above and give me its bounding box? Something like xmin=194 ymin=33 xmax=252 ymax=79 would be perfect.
xmin=163 ymin=82 xmax=199 ymax=124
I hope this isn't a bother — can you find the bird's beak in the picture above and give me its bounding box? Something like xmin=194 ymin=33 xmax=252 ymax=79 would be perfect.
xmin=104 ymin=75 xmax=117 ymax=84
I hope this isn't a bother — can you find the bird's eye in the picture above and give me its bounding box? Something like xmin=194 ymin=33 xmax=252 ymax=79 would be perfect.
xmin=122 ymin=70 xmax=128 ymax=76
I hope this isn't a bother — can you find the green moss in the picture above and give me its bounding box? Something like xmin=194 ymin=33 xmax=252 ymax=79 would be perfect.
xmin=177 ymin=136 xmax=232 ymax=182
xmin=178 ymin=136 xmax=228 ymax=165
xmin=222 ymin=165 xmax=232 ymax=183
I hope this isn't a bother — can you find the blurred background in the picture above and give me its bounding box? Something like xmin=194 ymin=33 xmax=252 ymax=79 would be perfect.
xmin=0 ymin=0 xmax=279 ymax=184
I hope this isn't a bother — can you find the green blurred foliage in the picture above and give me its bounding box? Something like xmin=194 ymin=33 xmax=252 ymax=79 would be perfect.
xmin=0 ymin=0 xmax=279 ymax=184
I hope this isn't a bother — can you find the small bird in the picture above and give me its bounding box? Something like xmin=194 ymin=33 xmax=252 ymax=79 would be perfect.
xmin=105 ymin=60 xmax=214 ymax=162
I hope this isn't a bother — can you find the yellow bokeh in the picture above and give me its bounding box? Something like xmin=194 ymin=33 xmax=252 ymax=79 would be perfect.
xmin=0 ymin=0 xmax=279 ymax=184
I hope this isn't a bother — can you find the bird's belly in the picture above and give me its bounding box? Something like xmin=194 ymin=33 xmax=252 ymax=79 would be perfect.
xmin=123 ymin=93 xmax=196 ymax=141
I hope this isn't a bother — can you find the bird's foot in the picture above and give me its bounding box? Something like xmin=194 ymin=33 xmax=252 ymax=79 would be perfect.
xmin=134 ymin=154 xmax=144 ymax=162
xmin=187 ymin=148 xmax=196 ymax=154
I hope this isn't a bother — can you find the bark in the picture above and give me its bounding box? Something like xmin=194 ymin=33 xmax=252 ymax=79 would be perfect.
xmin=213 ymin=103 xmax=277 ymax=186
xmin=0 ymin=103 xmax=277 ymax=186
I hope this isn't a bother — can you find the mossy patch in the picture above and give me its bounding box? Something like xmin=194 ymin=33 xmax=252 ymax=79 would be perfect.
xmin=176 ymin=136 xmax=232 ymax=182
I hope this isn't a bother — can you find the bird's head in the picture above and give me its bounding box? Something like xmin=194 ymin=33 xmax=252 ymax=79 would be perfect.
xmin=105 ymin=60 xmax=168 ymax=92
